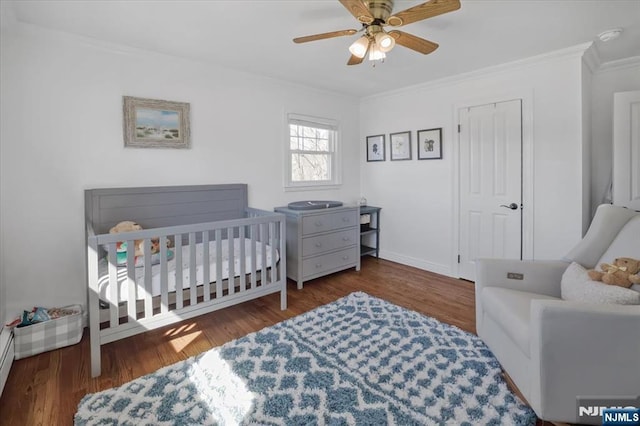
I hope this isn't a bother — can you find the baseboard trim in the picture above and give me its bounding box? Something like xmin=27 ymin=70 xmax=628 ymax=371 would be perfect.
xmin=378 ymin=250 xmax=453 ymax=277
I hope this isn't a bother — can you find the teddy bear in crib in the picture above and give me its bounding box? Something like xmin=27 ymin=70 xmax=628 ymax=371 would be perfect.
xmin=109 ymin=220 xmax=171 ymax=256
xmin=109 ymin=220 xmax=149 ymax=257
xmin=587 ymin=257 xmax=640 ymax=288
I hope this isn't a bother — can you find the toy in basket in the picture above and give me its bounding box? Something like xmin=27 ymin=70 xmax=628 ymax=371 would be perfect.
xmin=6 ymin=305 xmax=83 ymax=359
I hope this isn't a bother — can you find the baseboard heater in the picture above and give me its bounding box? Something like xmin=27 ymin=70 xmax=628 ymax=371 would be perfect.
xmin=0 ymin=327 xmax=14 ymax=397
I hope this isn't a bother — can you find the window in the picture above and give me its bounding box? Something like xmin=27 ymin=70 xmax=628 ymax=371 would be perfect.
xmin=285 ymin=114 xmax=340 ymax=189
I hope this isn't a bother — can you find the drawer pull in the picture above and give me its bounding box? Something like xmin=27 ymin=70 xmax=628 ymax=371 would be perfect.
xmin=315 ymin=243 xmax=322 ymax=248
xmin=315 ymin=263 xmax=322 ymax=268
xmin=342 ymin=217 xmax=349 ymax=222
xmin=342 ymin=256 xmax=349 ymax=260
xmin=342 ymin=237 xmax=350 ymax=241
xmin=315 ymin=221 xmax=323 ymax=227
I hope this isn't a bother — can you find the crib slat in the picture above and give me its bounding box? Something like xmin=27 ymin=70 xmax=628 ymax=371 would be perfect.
xmin=87 ymin=236 xmax=101 ymax=377
xmin=270 ymin=221 xmax=277 ymax=284
xmin=126 ymin=240 xmax=136 ymax=322
xmin=175 ymin=235 xmax=183 ymax=310
xmin=107 ymin=243 xmax=119 ymax=328
xmin=203 ymin=231 xmax=210 ymax=301
xmin=160 ymin=236 xmax=168 ymax=314
xmin=228 ymin=229 xmax=235 ymax=295
xmin=250 ymin=224 xmax=257 ymax=289
xmin=143 ymin=239 xmax=152 ymax=318
xmin=239 ymin=227 xmax=246 ymax=292
xmin=279 ymin=217 xmax=287 ymax=310
xmin=189 ymin=232 xmax=197 ymax=305
xmin=261 ymin=223 xmax=268 ymax=285
xmin=215 ymin=229 xmax=223 ymax=298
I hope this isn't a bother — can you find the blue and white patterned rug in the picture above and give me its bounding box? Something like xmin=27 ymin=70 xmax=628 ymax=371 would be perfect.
xmin=75 ymin=292 xmax=537 ymax=425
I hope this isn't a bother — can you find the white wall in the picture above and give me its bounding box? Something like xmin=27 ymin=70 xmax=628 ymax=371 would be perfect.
xmin=590 ymin=59 xmax=640 ymax=214
xmin=0 ymin=25 xmax=360 ymax=317
xmin=360 ymin=46 xmax=590 ymax=276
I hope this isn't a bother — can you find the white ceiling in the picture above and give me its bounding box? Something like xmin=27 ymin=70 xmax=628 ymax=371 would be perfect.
xmin=4 ymin=0 xmax=640 ymax=97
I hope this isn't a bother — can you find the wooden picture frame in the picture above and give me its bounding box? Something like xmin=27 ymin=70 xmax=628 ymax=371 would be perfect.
xmin=390 ymin=131 xmax=412 ymax=161
xmin=123 ymin=96 xmax=190 ymax=149
xmin=417 ymin=128 xmax=442 ymax=160
xmin=366 ymin=134 xmax=385 ymax=162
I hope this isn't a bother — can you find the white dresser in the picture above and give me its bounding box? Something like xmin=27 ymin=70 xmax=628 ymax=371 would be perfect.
xmin=274 ymin=205 xmax=360 ymax=289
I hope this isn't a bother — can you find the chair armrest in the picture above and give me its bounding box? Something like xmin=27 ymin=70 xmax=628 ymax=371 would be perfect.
xmin=476 ymin=259 xmax=569 ymax=296
xmin=529 ymin=300 xmax=640 ymax=422
xmin=475 ymin=259 xmax=569 ymax=335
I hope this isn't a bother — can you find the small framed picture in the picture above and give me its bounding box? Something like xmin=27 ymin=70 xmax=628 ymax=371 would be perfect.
xmin=366 ymin=134 xmax=385 ymax=162
xmin=123 ymin=96 xmax=191 ymax=149
xmin=390 ymin=131 xmax=412 ymax=161
xmin=417 ymin=128 xmax=442 ymax=160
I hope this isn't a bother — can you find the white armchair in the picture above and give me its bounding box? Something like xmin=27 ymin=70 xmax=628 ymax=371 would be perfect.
xmin=475 ymin=204 xmax=640 ymax=424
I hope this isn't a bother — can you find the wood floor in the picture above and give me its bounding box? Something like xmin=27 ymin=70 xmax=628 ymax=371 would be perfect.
xmin=1 ymin=257 xmax=499 ymax=424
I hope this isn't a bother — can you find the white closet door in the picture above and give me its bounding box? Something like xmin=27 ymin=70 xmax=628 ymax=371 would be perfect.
xmin=458 ymin=99 xmax=522 ymax=281
xmin=613 ymin=90 xmax=640 ymax=210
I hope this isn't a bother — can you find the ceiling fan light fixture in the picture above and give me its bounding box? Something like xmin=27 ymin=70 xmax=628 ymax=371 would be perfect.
xmin=349 ymin=36 xmax=369 ymax=58
xmin=368 ymin=44 xmax=386 ymax=61
xmin=375 ymin=32 xmax=395 ymax=53
xmin=293 ymin=0 xmax=461 ymax=66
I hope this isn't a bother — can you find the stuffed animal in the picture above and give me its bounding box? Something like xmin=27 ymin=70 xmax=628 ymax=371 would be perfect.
xmin=109 ymin=221 xmax=170 ymax=257
xmin=109 ymin=221 xmax=145 ymax=256
xmin=149 ymin=237 xmax=172 ymax=253
xmin=587 ymin=257 xmax=640 ymax=288
xmin=109 ymin=220 xmax=142 ymax=234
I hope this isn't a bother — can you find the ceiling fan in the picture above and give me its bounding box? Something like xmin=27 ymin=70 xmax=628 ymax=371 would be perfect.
xmin=293 ymin=0 xmax=461 ymax=65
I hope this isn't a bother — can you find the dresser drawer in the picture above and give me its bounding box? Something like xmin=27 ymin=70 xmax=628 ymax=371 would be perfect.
xmin=302 ymin=228 xmax=358 ymax=257
xmin=301 ymin=210 xmax=358 ymax=235
xmin=302 ymin=247 xmax=358 ymax=278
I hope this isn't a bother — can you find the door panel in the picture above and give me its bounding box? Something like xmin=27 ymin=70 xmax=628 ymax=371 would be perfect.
xmin=459 ymin=100 xmax=522 ymax=281
xmin=613 ymin=90 xmax=640 ymax=209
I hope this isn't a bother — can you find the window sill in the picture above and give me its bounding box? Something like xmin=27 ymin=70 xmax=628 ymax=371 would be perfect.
xmin=284 ymin=183 xmax=342 ymax=192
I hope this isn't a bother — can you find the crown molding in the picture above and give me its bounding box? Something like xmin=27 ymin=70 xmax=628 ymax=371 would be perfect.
xmin=582 ymin=43 xmax=601 ymax=73
xmin=363 ymin=42 xmax=594 ymax=101
xmin=6 ymin=20 xmax=358 ymax=101
xmin=597 ymin=56 xmax=640 ymax=73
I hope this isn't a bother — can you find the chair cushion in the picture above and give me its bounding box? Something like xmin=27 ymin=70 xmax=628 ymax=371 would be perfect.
xmin=561 ymin=262 xmax=640 ymax=305
xmin=597 ymin=216 xmax=640 ymax=266
xmin=481 ymin=287 xmax=560 ymax=356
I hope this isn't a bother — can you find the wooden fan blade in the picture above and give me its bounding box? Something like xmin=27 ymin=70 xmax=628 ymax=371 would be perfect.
xmin=347 ymin=54 xmax=366 ymax=66
xmin=388 ymin=30 xmax=439 ymax=55
xmin=293 ymin=29 xmax=358 ymax=44
xmin=387 ymin=0 xmax=460 ymax=27
xmin=339 ymin=0 xmax=375 ymax=24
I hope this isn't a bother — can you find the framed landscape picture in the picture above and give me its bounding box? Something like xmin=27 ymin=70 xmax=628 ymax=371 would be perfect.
xmin=417 ymin=128 xmax=442 ymax=160
xmin=366 ymin=134 xmax=385 ymax=162
xmin=123 ymin=96 xmax=191 ymax=149
xmin=390 ymin=131 xmax=412 ymax=161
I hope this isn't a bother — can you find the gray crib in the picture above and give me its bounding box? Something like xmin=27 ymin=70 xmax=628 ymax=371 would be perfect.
xmin=85 ymin=184 xmax=287 ymax=377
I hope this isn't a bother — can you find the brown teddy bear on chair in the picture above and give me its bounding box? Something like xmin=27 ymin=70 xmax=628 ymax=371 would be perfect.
xmin=587 ymin=257 xmax=640 ymax=288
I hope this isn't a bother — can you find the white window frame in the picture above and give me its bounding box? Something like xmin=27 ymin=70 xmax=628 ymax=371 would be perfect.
xmin=284 ymin=113 xmax=342 ymax=191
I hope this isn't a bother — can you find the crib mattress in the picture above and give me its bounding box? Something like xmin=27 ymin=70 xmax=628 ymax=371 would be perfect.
xmin=98 ymin=238 xmax=278 ymax=303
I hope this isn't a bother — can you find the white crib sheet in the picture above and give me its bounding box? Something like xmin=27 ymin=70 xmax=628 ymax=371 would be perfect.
xmin=98 ymin=238 xmax=278 ymax=303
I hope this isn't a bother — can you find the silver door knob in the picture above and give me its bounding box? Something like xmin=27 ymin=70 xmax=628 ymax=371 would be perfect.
xmin=500 ymin=203 xmax=519 ymax=210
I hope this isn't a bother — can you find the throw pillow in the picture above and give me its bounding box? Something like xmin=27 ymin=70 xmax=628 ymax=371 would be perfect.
xmin=561 ymin=262 xmax=640 ymax=305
